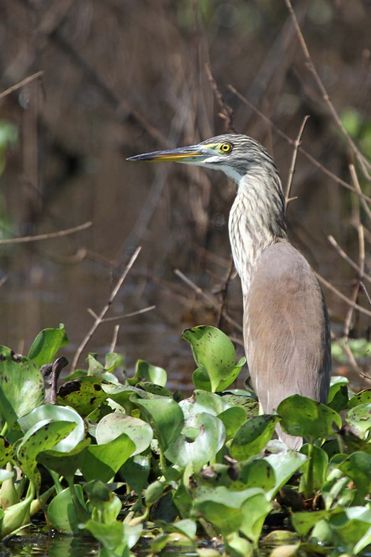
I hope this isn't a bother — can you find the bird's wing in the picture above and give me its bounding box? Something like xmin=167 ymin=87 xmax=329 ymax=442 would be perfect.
xmin=245 ymin=240 xmax=331 ymax=414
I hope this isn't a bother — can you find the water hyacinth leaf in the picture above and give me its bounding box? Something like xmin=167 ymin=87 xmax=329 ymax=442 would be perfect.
xmin=193 ymin=486 xmax=265 ymax=536
xmin=218 ymin=406 xmax=247 ymax=439
xmin=338 ymin=451 xmax=371 ymax=498
xmin=129 ymin=360 xmax=167 ymax=387
xmin=346 ymin=403 xmax=371 ymax=438
xmin=80 ymin=433 xmax=135 ymax=482
xmin=327 ymin=506 xmax=371 ymax=552
xmin=182 ymin=326 xmax=245 ymax=392
xmin=239 ymin=459 xmax=276 ymax=492
xmin=95 ymin=412 xmax=153 ymax=455
xmin=0 ymin=438 xmax=12 ymax=468
xmin=265 ymin=451 xmax=307 ymax=499
xmin=19 ymin=404 xmax=85 ymax=452
xmin=230 ymin=415 xmax=278 ymax=460
xmin=0 ymin=346 xmax=44 ymax=420
xmin=27 ymin=324 xmax=68 ymax=368
xmin=83 ymin=519 xmax=142 ymax=556
xmin=47 ymin=485 xmax=87 ymax=533
xmin=165 ymin=412 xmax=225 ymax=470
xmin=57 ymin=377 xmax=107 ymax=417
xmin=37 ymin=438 xmax=91 ymax=479
xmin=192 ymin=367 xmax=212 ymax=391
xmin=136 ymin=382 xmax=172 ymax=397
xmin=348 ymin=389 xmax=371 ymax=408
xmin=291 ymin=509 xmax=331 ymax=536
xmin=239 ymin=491 xmax=272 ymax=543
xmin=180 ymin=390 xmax=228 ymax=419
xmin=17 ymin=421 xmax=76 ymax=486
xmin=104 ymin=352 xmax=124 ymax=373
xmin=1 ymin=482 xmax=35 ymax=538
xmin=327 ymin=377 xmax=349 ymax=412
xmin=277 ymin=395 xmax=342 ymax=439
xmin=133 ymin=397 xmax=184 ymax=451
xmin=300 ymin=445 xmax=329 ymax=493
xmin=165 ymin=518 xmax=197 ymax=540
xmin=225 ymin=532 xmax=253 ymax=557
xmin=120 ymin=455 xmax=150 ymax=493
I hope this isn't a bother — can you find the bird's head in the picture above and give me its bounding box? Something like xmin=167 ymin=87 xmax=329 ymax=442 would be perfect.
xmin=127 ymin=134 xmax=276 ymax=184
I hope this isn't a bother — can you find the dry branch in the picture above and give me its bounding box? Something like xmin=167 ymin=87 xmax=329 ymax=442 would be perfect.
xmin=72 ymin=246 xmax=141 ymax=370
xmin=285 ymin=115 xmax=309 ymax=206
xmin=0 ymin=221 xmax=92 ymax=245
xmin=0 ymin=71 xmax=43 ymax=101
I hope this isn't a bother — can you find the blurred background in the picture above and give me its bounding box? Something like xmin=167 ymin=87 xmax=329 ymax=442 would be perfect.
xmin=0 ymin=0 xmax=370 ymax=389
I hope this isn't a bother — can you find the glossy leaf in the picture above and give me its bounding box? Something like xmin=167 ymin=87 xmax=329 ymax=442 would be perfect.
xmin=230 ymin=415 xmax=278 ymax=460
xmin=37 ymin=438 xmax=91 ymax=479
xmin=79 ymin=433 xmax=135 ymax=482
xmin=57 ymin=377 xmax=107 ymax=417
xmin=47 ymin=485 xmax=88 ymax=533
xmin=338 ymin=451 xmax=371 ymax=499
xmin=95 ymin=412 xmax=153 ymax=455
xmin=28 ymin=324 xmax=68 ymax=367
xmin=133 ymin=397 xmax=184 ymax=451
xmin=0 ymin=346 xmax=44 ymax=421
xmin=165 ymin=412 xmax=225 ymax=469
xmin=19 ymin=404 xmax=85 ymax=452
xmin=346 ymin=403 xmax=371 ymax=438
xmin=300 ymin=444 xmax=329 ymax=493
xmin=182 ymin=326 xmax=245 ymax=392
xmin=129 ymin=360 xmax=167 ymax=387
xmin=265 ymin=451 xmax=307 ymax=499
xmin=277 ymin=395 xmax=342 ymax=439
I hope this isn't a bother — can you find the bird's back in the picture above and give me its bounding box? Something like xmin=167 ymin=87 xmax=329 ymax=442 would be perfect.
xmin=245 ymin=240 xmax=331 ymax=424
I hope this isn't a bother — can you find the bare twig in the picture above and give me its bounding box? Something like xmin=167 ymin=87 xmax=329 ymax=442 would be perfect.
xmin=109 ymin=325 xmax=120 ymax=353
xmin=0 ymin=221 xmax=92 ymax=245
xmin=0 ymin=71 xmax=43 ymax=101
xmin=72 ymin=246 xmax=141 ymax=369
xmin=205 ymin=63 xmax=235 ymax=132
xmin=87 ymin=305 xmax=155 ymax=323
xmin=315 ymin=272 xmax=371 ymax=319
xmin=284 ymin=0 xmax=370 ymax=177
xmin=328 ymin=235 xmax=371 ymax=285
xmin=285 ymin=115 xmax=310 ymax=207
xmin=174 ymin=268 xmax=242 ymax=333
xmin=349 ymin=164 xmax=371 ymax=222
xmin=341 ymin=342 xmax=371 ymax=384
xmin=216 ymin=258 xmax=235 ymax=328
xmin=228 ymin=85 xmax=371 ymax=204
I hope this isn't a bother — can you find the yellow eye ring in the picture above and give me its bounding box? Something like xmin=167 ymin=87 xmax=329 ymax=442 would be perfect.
xmin=220 ymin=142 xmax=232 ymax=154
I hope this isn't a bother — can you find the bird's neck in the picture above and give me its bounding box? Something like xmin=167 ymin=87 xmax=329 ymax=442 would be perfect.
xmin=228 ymin=165 xmax=287 ymax=297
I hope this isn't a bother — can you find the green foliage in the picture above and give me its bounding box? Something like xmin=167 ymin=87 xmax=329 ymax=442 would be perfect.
xmin=0 ymin=325 xmax=369 ymax=557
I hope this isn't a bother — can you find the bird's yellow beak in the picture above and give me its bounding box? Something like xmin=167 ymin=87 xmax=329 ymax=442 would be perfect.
xmin=126 ymin=145 xmax=207 ymax=163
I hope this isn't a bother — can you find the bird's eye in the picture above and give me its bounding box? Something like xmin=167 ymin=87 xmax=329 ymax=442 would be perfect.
xmin=220 ymin=142 xmax=232 ymax=154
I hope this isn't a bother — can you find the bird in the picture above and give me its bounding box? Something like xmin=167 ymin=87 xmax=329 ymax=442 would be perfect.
xmin=127 ymin=134 xmax=331 ymax=449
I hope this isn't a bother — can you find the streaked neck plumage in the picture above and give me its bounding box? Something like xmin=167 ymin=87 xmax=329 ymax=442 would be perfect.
xmin=228 ymin=162 xmax=287 ymax=297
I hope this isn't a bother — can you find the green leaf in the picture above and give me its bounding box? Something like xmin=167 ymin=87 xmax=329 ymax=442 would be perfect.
xmin=339 ymin=451 xmax=371 ymax=499
xmin=165 ymin=412 xmax=225 ymax=470
xmin=79 ymin=433 xmax=135 ymax=482
xmin=300 ymin=445 xmax=328 ymax=493
xmin=182 ymin=326 xmax=245 ymax=392
xmin=327 ymin=377 xmax=349 ymax=412
xmin=239 ymin=458 xmax=276 ymax=492
xmin=291 ymin=509 xmax=331 ymax=536
xmin=180 ymin=390 xmax=228 ymax=418
xmin=277 ymin=395 xmax=342 ymax=440
xmin=37 ymin=438 xmax=91 ymax=479
xmin=133 ymin=397 xmax=184 ymax=451
xmin=348 ymin=389 xmax=371 ymax=409
xmin=193 ymin=486 xmax=270 ymax=542
xmin=57 ymin=377 xmax=107 ymax=417
xmin=218 ymin=406 xmax=247 ymax=439
xmin=47 ymin=485 xmax=87 ymax=533
xmin=264 ymin=451 xmax=307 ymax=499
xmin=28 ymin=324 xmax=68 ymax=367
xmin=95 ymin=412 xmax=153 ymax=455
xmin=346 ymin=403 xmax=371 ymax=438
xmin=0 ymin=346 xmax=44 ymax=422
xmin=129 ymin=360 xmax=167 ymax=387
xmin=230 ymin=415 xmax=278 ymax=460
xmin=17 ymin=420 xmax=76 ymax=486
xmin=19 ymin=404 xmax=85 ymax=452
xmin=120 ymin=455 xmax=150 ymax=493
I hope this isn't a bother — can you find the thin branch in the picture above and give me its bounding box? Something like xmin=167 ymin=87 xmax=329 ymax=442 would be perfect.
xmin=109 ymin=325 xmax=120 ymax=353
xmin=341 ymin=342 xmax=371 ymax=384
xmin=315 ymin=272 xmax=371 ymax=319
xmin=228 ymin=85 xmax=371 ymax=204
xmin=0 ymin=71 xmax=43 ymax=101
xmin=284 ymin=0 xmax=370 ymax=176
xmin=216 ymin=258 xmax=234 ymax=328
xmin=0 ymin=221 xmax=92 ymax=245
xmin=205 ymin=63 xmax=235 ymax=132
xmin=349 ymin=164 xmax=371 ymax=222
xmin=87 ymin=305 xmax=155 ymax=323
xmin=328 ymin=235 xmax=371 ymax=285
xmin=285 ymin=115 xmax=310 ymax=207
xmin=71 ymin=246 xmax=141 ymax=370
xmin=174 ymin=268 xmax=243 ymax=333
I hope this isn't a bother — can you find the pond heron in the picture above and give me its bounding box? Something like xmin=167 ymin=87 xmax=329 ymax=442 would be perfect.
xmin=127 ymin=134 xmax=331 ymax=449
